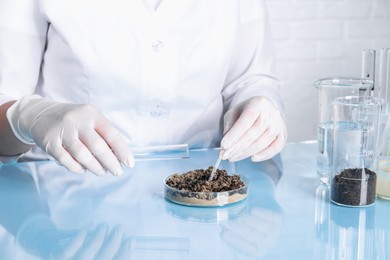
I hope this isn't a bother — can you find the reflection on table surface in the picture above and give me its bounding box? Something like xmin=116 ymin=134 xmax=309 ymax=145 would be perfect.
xmin=0 ymin=142 xmax=390 ymax=259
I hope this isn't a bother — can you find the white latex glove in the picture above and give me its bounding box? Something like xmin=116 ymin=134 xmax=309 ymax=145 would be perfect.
xmin=221 ymin=96 xmax=287 ymax=162
xmin=6 ymin=95 xmax=134 ymax=176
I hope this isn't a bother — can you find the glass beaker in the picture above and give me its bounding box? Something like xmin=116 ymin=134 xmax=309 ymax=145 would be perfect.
xmin=314 ymin=78 xmax=373 ymax=185
xmin=377 ymin=116 xmax=390 ymax=200
xmin=376 ymin=48 xmax=390 ymax=200
xmin=330 ymin=96 xmax=381 ymax=207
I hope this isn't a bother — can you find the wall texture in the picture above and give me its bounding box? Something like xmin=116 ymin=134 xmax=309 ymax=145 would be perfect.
xmin=265 ymin=0 xmax=390 ymax=142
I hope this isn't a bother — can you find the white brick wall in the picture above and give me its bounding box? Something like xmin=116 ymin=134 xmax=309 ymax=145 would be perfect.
xmin=265 ymin=0 xmax=390 ymax=142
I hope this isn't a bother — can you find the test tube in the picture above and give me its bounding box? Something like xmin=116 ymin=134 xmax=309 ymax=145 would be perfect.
xmin=379 ymin=48 xmax=390 ymax=115
xmin=0 ymin=144 xmax=190 ymax=167
xmin=361 ymin=49 xmax=376 ymax=96
xmin=131 ymin=144 xmax=189 ymax=161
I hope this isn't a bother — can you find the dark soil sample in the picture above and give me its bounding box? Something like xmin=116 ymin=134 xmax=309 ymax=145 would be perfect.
xmin=165 ymin=166 xmax=247 ymax=205
xmin=166 ymin=166 xmax=245 ymax=192
xmin=331 ymin=168 xmax=377 ymax=206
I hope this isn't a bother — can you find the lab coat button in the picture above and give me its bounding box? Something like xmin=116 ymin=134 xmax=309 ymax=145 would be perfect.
xmin=150 ymin=104 xmax=162 ymax=117
xmin=152 ymin=40 xmax=164 ymax=52
xmin=150 ymin=109 xmax=162 ymax=117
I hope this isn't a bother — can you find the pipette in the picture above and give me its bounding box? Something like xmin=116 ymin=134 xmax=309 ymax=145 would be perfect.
xmin=209 ymin=149 xmax=223 ymax=181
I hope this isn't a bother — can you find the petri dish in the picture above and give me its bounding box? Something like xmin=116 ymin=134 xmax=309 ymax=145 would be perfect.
xmin=164 ymin=174 xmax=248 ymax=207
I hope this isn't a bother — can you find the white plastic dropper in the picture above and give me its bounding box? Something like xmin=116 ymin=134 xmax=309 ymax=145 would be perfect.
xmin=208 ymin=150 xmax=224 ymax=181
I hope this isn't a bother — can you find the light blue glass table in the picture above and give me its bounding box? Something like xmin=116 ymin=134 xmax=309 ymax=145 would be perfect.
xmin=0 ymin=142 xmax=389 ymax=259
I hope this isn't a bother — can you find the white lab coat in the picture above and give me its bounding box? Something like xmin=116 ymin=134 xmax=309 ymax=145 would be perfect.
xmin=0 ymin=0 xmax=281 ymax=152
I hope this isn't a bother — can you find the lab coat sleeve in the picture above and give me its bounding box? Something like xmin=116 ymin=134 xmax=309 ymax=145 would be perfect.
xmin=222 ymin=0 xmax=284 ymax=114
xmin=0 ymin=0 xmax=48 ymax=106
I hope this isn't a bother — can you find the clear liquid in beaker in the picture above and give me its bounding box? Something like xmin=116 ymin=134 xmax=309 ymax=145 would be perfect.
xmin=333 ymin=121 xmax=370 ymax=171
xmin=317 ymin=122 xmax=333 ymax=185
xmin=320 ymin=121 xmax=375 ymax=185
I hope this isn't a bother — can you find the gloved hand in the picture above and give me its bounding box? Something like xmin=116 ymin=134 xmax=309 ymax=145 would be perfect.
xmin=6 ymin=95 xmax=134 ymax=176
xmin=221 ymin=96 xmax=287 ymax=162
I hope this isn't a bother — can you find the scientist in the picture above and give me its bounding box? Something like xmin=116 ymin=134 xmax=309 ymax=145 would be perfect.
xmin=0 ymin=0 xmax=287 ymax=177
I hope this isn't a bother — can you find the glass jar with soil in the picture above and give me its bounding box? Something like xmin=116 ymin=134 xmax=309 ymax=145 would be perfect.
xmin=330 ymin=96 xmax=381 ymax=207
